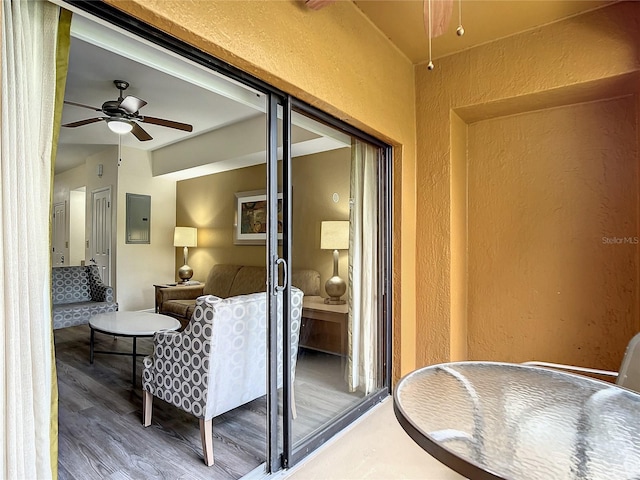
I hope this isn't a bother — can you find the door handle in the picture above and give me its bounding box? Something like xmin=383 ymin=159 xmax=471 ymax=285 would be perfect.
xmin=274 ymin=257 xmax=288 ymax=293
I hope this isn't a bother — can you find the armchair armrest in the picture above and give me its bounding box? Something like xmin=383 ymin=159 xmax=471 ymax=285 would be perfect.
xmin=92 ymin=284 xmax=114 ymax=302
xmin=87 ymin=268 xmax=114 ymax=302
xmin=157 ymin=285 xmax=205 ymax=312
xmin=158 ymin=285 xmax=204 ymax=303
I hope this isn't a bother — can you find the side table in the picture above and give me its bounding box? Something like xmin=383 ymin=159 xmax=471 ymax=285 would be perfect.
xmin=300 ymin=296 xmax=348 ymax=356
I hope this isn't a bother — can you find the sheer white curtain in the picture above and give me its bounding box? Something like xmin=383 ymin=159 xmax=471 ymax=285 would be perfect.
xmin=347 ymin=140 xmax=378 ymax=394
xmin=1 ymin=1 xmax=61 ymax=477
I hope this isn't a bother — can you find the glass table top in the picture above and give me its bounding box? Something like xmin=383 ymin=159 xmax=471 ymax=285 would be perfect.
xmin=394 ymin=361 xmax=640 ymax=480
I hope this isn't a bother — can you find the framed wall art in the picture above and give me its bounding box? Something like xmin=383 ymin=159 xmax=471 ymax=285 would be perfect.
xmin=234 ymin=190 xmax=283 ymax=245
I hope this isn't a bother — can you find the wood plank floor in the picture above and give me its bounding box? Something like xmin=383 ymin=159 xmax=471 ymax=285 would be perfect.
xmin=55 ymin=325 xmax=362 ymax=480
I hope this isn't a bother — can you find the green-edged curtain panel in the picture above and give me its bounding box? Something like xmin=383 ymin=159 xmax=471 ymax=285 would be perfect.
xmin=0 ymin=1 xmax=71 ymax=478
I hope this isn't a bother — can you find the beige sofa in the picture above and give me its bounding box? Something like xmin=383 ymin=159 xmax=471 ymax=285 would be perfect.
xmin=157 ymin=264 xmax=320 ymax=328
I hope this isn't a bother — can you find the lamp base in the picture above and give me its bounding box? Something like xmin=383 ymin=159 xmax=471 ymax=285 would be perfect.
xmin=324 ymin=275 xmax=346 ymax=305
xmin=324 ymin=297 xmax=346 ymax=305
xmin=178 ymin=264 xmax=193 ymax=283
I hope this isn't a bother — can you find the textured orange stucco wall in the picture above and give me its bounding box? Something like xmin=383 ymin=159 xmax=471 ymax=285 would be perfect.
xmin=106 ymin=0 xmax=418 ymax=377
xmin=416 ymin=1 xmax=640 ymax=367
xmin=468 ymin=97 xmax=638 ymax=370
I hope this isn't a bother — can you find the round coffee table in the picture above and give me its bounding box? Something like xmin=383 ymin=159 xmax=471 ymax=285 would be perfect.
xmin=89 ymin=311 xmax=181 ymax=386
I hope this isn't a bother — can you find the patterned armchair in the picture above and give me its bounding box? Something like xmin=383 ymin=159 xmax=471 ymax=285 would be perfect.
xmin=142 ymin=287 xmax=303 ymax=466
xmin=52 ymin=265 xmax=118 ymax=329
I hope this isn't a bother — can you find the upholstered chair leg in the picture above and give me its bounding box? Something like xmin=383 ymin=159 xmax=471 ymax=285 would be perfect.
xmin=142 ymin=390 xmax=153 ymax=427
xmin=200 ymin=418 xmax=214 ymax=466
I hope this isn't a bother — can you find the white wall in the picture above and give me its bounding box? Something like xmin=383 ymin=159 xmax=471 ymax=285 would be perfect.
xmin=116 ymin=146 xmax=176 ymax=311
xmin=69 ymin=187 xmax=86 ymax=265
xmin=53 ymin=162 xmax=88 ymax=266
xmin=55 ymin=145 xmax=176 ymax=311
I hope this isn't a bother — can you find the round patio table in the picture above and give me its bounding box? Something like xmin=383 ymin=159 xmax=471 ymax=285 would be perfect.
xmin=393 ymin=361 xmax=640 ymax=480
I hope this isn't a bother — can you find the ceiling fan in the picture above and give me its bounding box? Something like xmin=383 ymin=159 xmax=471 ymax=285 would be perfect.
xmin=62 ymin=79 xmax=193 ymax=141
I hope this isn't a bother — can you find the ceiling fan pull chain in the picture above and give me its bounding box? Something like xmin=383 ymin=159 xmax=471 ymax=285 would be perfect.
xmin=426 ymin=0 xmax=434 ymax=70
xmin=457 ymin=0 xmax=465 ymax=36
xmin=118 ymin=134 xmax=122 ymax=167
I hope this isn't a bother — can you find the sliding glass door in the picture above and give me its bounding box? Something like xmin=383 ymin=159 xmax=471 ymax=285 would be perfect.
xmin=264 ymin=96 xmax=392 ymax=470
xmin=58 ymin=1 xmax=392 ymax=476
xmin=279 ymin=104 xmax=391 ymax=468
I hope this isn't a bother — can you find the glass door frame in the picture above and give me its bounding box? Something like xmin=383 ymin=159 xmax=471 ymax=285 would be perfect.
xmin=286 ymin=99 xmax=393 ymax=467
xmin=60 ymin=0 xmax=393 ymax=474
xmin=265 ymin=93 xmax=294 ymax=471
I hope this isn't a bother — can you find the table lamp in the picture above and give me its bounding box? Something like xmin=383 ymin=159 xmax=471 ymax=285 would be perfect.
xmin=321 ymin=220 xmax=349 ymax=305
xmin=174 ymin=226 xmax=197 ymax=283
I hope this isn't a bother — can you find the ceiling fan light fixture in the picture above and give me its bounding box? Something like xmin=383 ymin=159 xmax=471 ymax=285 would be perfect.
xmin=107 ymin=118 xmax=133 ymax=135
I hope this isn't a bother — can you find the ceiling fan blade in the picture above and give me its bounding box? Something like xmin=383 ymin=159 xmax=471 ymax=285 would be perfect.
xmin=131 ymin=121 xmax=153 ymax=141
xmin=119 ymin=95 xmax=147 ymax=114
xmin=62 ymin=117 xmax=104 ymax=128
xmin=423 ymin=0 xmax=453 ymax=38
xmin=141 ymin=116 xmax=193 ymax=132
xmin=64 ymin=100 xmax=102 ymax=112
xmin=305 ymin=0 xmax=335 ymax=10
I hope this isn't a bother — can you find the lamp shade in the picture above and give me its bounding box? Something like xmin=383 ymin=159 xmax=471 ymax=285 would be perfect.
xmin=320 ymin=221 xmax=349 ymax=250
xmin=173 ymin=227 xmax=198 ymax=247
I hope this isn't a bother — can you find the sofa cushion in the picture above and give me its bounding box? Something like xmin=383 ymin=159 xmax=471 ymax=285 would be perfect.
xmin=290 ymin=269 xmax=321 ymax=296
xmin=229 ymin=266 xmax=267 ymax=297
xmin=159 ymin=264 xmax=320 ymax=327
xmin=201 ymin=264 xmax=320 ymax=298
xmin=203 ymin=264 xmax=243 ymax=297
xmin=52 ymin=266 xmax=91 ymax=304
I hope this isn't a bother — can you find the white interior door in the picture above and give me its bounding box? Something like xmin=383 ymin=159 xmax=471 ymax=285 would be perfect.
xmin=91 ymin=187 xmax=112 ymax=284
xmin=52 ymin=201 xmax=66 ymax=266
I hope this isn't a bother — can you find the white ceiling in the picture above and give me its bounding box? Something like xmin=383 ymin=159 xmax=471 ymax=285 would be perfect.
xmin=57 ymin=15 xmax=267 ymax=175
xmin=57 ymin=14 xmax=352 ymax=177
xmin=59 ymin=39 xmax=261 ymax=159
